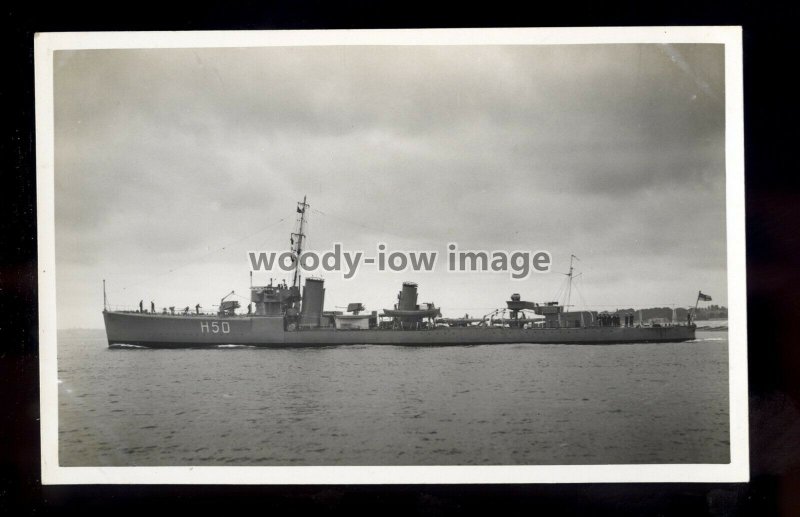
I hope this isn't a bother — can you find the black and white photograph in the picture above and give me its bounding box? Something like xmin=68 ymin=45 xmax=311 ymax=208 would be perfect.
xmin=35 ymin=28 xmax=748 ymax=484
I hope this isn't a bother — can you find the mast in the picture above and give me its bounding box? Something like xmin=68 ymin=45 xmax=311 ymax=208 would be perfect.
xmin=565 ymin=254 xmax=579 ymax=311
xmin=103 ymin=279 xmax=107 ymax=312
xmin=291 ymin=195 xmax=309 ymax=288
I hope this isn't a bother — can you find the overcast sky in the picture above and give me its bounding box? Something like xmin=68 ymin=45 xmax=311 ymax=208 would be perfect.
xmin=53 ymin=43 xmax=727 ymax=329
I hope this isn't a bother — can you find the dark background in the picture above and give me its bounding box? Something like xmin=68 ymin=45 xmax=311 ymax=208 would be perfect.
xmin=2 ymin=2 xmax=799 ymax=515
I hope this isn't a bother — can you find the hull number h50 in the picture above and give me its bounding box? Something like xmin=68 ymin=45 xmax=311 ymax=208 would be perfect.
xmin=200 ymin=321 xmax=231 ymax=334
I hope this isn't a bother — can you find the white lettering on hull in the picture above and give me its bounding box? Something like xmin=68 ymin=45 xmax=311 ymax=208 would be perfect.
xmin=200 ymin=321 xmax=230 ymax=334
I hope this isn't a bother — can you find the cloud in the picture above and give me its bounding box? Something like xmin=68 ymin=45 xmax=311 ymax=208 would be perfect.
xmin=52 ymin=44 xmax=728 ymax=328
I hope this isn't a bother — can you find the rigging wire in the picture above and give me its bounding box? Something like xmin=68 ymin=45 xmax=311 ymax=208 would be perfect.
xmin=553 ymin=280 xmax=565 ymax=305
xmin=311 ymin=208 xmax=442 ymax=247
xmin=553 ymin=271 xmax=570 ymax=305
xmin=112 ymin=217 xmax=287 ymax=293
xmin=573 ymin=276 xmax=589 ymax=311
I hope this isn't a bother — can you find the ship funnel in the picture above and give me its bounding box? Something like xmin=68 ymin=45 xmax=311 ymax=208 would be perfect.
xmin=398 ymin=281 xmax=419 ymax=311
xmin=300 ymin=277 xmax=325 ymax=328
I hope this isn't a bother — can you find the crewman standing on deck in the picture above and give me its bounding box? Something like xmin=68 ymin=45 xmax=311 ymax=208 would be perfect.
xmin=195 ymin=303 xmax=201 ymax=315
xmin=151 ymin=301 xmax=155 ymax=313
xmin=139 ymin=300 xmax=143 ymax=313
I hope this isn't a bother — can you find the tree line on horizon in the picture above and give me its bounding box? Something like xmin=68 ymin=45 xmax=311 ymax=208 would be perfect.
xmin=605 ymin=305 xmax=727 ymax=322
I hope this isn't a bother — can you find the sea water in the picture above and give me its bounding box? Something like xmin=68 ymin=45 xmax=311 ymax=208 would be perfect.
xmin=56 ymin=327 xmax=730 ymax=466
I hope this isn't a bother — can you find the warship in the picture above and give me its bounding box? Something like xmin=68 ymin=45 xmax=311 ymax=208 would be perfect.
xmin=103 ymin=198 xmax=697 ymax=348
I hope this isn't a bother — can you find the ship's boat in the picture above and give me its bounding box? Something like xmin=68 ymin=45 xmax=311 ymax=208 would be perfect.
xmin=102 ymin=197 xmax=698 ymax=348
xmin=333 ymin=314 xmax=371 ymax=330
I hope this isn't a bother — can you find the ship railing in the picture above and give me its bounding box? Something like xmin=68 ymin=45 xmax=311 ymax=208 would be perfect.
xmin=106 ymin=305 xmax=142 ymax=313
xmin=105 ymin=305 xmax=227 ymax=317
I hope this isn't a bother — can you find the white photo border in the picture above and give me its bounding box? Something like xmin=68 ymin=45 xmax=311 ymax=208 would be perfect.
xmin=35 ymin=26 xmax=748 ymax=484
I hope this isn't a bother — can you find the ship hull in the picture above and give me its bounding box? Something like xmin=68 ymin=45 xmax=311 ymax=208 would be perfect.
xmin=103 ymin=311 xmax=696 ymax=348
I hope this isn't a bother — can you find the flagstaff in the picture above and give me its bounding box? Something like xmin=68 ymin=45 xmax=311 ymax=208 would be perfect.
xmin=693 ymin=290 xmax=713 ymax=323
